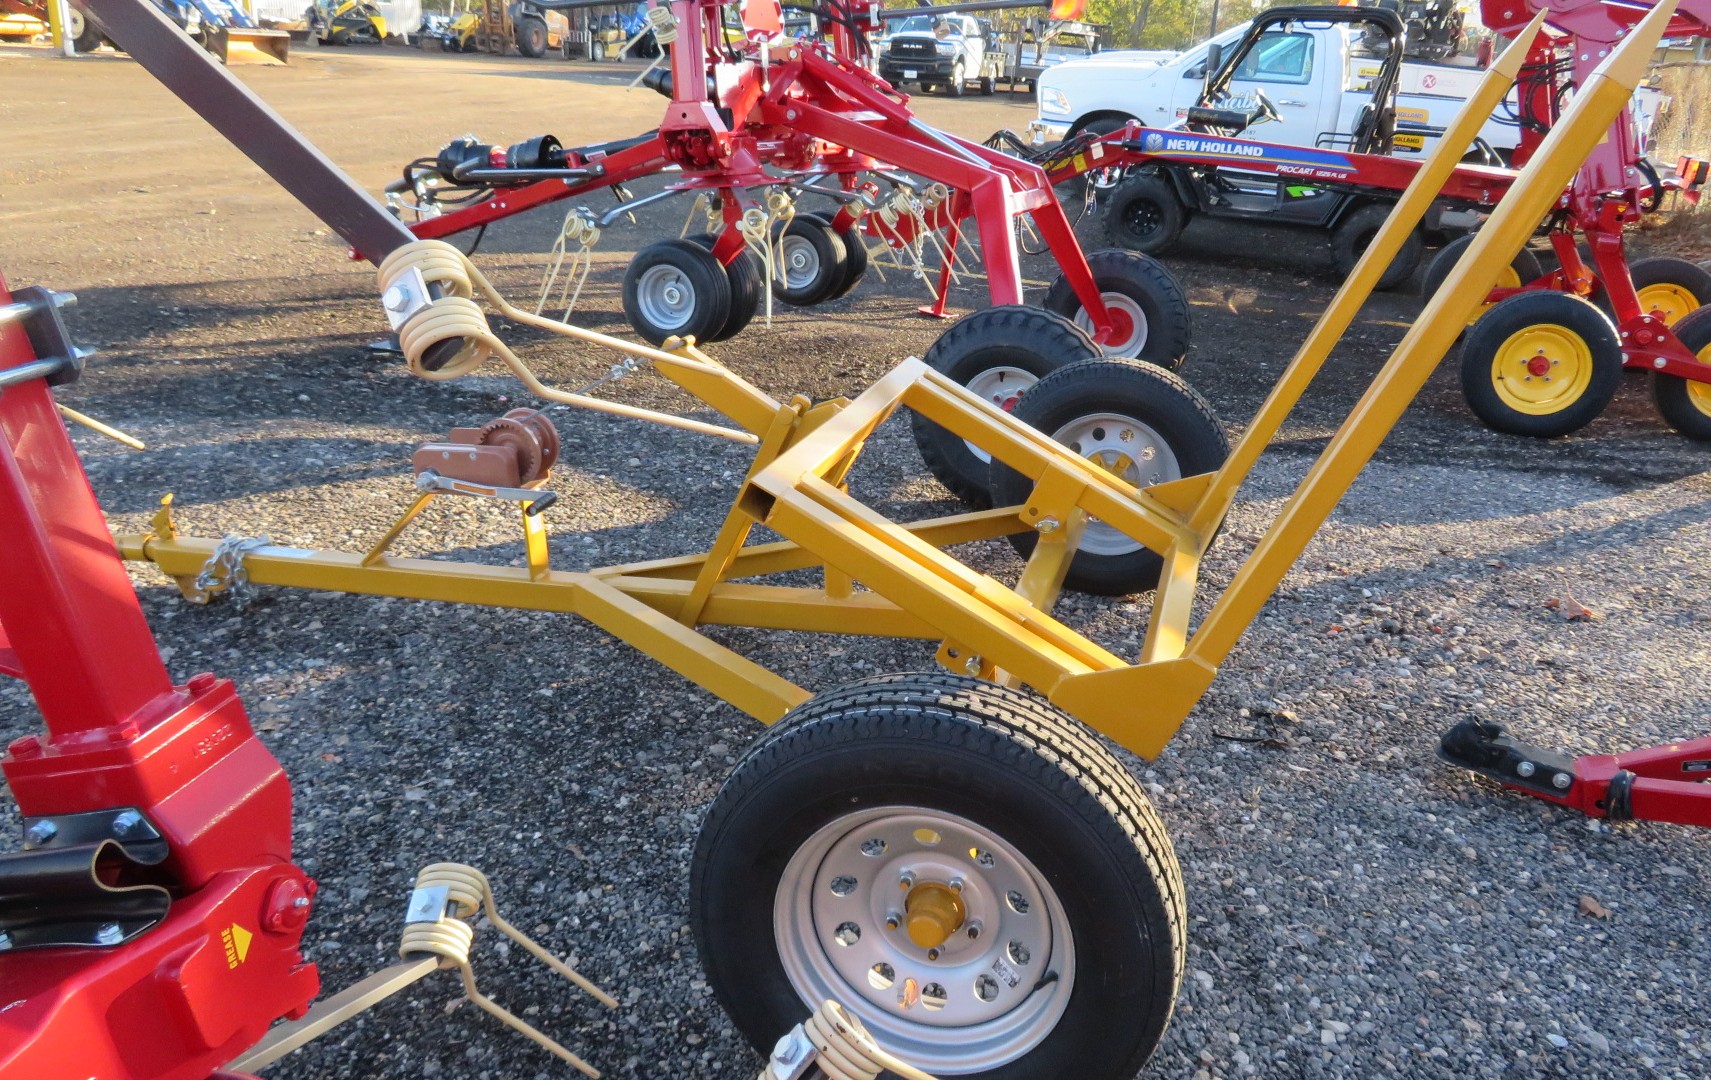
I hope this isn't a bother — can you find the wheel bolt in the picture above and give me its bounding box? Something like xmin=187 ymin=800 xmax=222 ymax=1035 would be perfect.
xmin=966 ymin=921 xmax=982 ymax=940
xmin=927 ymin=948 xmax=940 ymax=961
xmin=886 ymin=913 xmax=902 ymax=931
xmin=949 ymin=878 xmax=964 ymax=892
xmin=899 ymin=871 xmax=915 ymax=890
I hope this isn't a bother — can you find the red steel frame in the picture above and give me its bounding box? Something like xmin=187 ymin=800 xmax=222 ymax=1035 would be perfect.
xmin=396 ymin=0 xmax=1119 ymax=337
xmin=0 ymin=272 xmax=318 ymax=1080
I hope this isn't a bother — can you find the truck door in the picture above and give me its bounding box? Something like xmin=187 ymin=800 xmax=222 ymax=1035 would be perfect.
xmin=1224 ymin=28 xmax=1325 ymax=147
xmin=963 ymin=15 xmax=983 ymax=72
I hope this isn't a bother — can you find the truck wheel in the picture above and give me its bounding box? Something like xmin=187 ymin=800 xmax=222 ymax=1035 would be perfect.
xmin=1649 ymin=306 xmax=1711 ymax=440
xmin=685 ymin=235 xmax=763 ymax=341
xmin=980 ymin=74 xmax=995 ymax=95
xmin=1101 ymin=174 xmax=1186 ymax=256
xmin=1331 ymin=203 xmax=1424 ymax=292
xmin=800 ymin=212 xmax=867 ymax=300
xmin=771 ymin=217 xmax=849 ymax=306
xmin=623 ymin=239 xmax=733 ymax=346
xmin=690 ymin=673 xmax=1185 ymax=1080
xmin=1459 ymin=291 xmax=1622 ymax=438
xmin=910 ymin=306 xmax=1100 ymax=506
xmin=990 ymin=359 xmax=1228 ymax=596
xmin=1627 ymin=256 xmax=1711 ymax=327
xmin=1419 ymin=234 xmax=1543 ymax=327
xmin=517 ymin=16 xmax=547 ymax=57
xmin=1042 ymin=249 xmax=1191 ymax=368
xmin=948 ymin=61 xmax=965 ymax=96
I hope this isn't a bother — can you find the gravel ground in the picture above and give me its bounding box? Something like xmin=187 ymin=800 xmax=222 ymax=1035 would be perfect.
xmin=2 ymin=42 xmax=1709 ymax=1080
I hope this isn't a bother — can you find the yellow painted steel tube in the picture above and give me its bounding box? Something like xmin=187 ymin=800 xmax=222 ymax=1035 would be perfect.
xmin=1186 ymin=10 xmax=1550 ymax=541
xmin=1184 ymin=0 xmax=1680 ymax=672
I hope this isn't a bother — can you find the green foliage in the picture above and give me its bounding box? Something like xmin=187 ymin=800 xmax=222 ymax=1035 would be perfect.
xmin=1087 ymin=0 xmax=1272 ymax=49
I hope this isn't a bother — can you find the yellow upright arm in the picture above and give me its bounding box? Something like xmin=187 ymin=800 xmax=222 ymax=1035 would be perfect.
xmin=1184 ymin=0 xmax=1681 ymax=670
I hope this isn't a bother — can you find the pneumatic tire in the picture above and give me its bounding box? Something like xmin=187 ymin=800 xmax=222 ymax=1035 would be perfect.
xmin=690 ymin=673 xmax=1185 ymax=1080
xmin=685 ymin=234 xmax=763 ymax=341
xmin=771 ymin=217 xmax=849 ymax=306
xmin=1649 ymin=305 xmax=1711 ymax=440
xmin=800 ymin=212 xmax=868 ymax=300
xmin=1101 ymin=173 xmax=1187 ymax=256
xmin=910 ymin=306 xmax=1101 ymax=506
xmin=1042 ymin=248 xmax=1191 ymax=368
xmin=990 ymin=359 xmax=1228 ymax=596
xmin=1331 ymin=202 xmax=1425 ymax=291
xmin=1627 ymin=256 xmax=1711 ymax=327
xmin=622 ymin=239 xmax=732 ymax=346
xmin=1459 ymin=291 xmax=1622 ymax=438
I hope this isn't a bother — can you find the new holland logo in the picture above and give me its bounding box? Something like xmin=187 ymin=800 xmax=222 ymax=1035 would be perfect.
xmin=1164 ymin=137 xmax=1265 ymax=158
xmin=221 ymin=922 xmax=253 ymax=969
xmin=1143 ymin=131 xmax=1165 ymax=152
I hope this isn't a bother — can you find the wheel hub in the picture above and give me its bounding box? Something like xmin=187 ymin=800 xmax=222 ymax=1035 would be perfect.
xmin=903 ymin=881 xmax=966 ymax=949
xmin=1073 ymin=293 xmax=1149 ymax=358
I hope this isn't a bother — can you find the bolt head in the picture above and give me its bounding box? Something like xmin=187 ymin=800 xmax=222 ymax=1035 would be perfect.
xmin=383 ymin=285 xmax=408 ymax=312
xmin=95 ymin=922 xmax=124 ymax=946
xmin=1034 ymin=516 xmax=1061 ymax=533
xmin=1516 ymin=761 xmax=1536 ymax=778
xmin=1551 ymin=772 xmax=1572 ymax=790
xmin=25 ymin=820 xmax=57 ymax=846
xmin=112 ymin=810 xmax=143 ymax=837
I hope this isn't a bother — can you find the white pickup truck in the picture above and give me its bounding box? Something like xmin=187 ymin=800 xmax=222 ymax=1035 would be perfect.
xmin=1031 ymin=19 xmax=1659 ymax=161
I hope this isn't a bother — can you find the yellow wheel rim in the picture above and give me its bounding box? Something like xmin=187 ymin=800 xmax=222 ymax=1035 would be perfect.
xmin=1465 ymin=264 xmax=1524 ymax=326
xmin=1637 ymin=282 xmax=1700 ymax=326
xmin=1490 ymin=323 xmax=1595 ymax=415
xmin=1685 ymin=338 xmax=1711 ymax=418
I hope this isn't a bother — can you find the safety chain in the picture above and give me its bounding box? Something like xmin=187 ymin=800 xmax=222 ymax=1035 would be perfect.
xmin=193 ymin=533 xmax=273 ymax=602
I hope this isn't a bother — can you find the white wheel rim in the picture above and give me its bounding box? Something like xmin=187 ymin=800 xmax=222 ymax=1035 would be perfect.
xmin=961 ymin=365 xmax=1037 ymax=464
xmin=636 ymin=264 xmax=696 ymax=331
xmin=780 ymin=234 xmax=820 ymax=290
xmin=1051 ymin=411 xmax=1180 ymax=556
xmin=68 ymin=8 xmax=85 ymax=34
xmin=1072 ymin=292 xmax=1150 ymax=358
xmin=775 ymin=806 xmax=1075 ymax=1074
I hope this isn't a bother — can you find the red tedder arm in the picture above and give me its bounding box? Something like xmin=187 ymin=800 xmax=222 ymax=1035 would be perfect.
xmin=0 ymin=272 xmax=318 ymax=1078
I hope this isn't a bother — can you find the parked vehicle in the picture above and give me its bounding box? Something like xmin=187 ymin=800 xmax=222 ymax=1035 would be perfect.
xmin=308 ymin=0 xmax=384 ymax=44
xmin=1031 ymin=13 xmax=1574 ymax=161
xmin=878 ymin=12 xmax=1001 ymax=96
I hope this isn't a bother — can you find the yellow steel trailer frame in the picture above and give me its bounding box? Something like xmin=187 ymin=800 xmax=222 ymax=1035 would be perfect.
xmin=119 ymin=2 xmax=1673 ymax=759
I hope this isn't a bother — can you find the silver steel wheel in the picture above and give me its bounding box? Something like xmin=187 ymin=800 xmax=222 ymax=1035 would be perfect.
xmin=961 ymin=365 xmax=1037 ymax=465
xmin=779 ymin=234 xmax=820 ymax=291
xmin=775 ymin=806 xmax=1075 ymax=1074
xmin=634 ymin=264 xmax=696 ymax=332
xmin=1072 ymin=291 xmax=1150 ymax=358
xmin=1052 ymin=411 xmax=1180 ymax=556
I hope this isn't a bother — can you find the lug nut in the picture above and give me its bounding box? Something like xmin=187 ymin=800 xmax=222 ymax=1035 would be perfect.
xmin=899 ymin=871 xmax=915 ymax=890
xmin=926 ymin=948 xmax=940 ymax=961
xmin=95 ymin=923 xmax=124 ymax=946
xmin=886 ymin=913 xmax=902 ymax=931
xmin=965 ymin=921 xmax=982 ymax=940
xmin=112 ymin=810 xmax=143 ymax=837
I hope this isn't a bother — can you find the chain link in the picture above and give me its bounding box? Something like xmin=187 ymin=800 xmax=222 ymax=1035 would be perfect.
xmin=194 ymin=533 xmax=273 ymax=602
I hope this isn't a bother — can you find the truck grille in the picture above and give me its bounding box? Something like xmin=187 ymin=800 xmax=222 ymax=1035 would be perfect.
xmin=887 ymin=39 xmax=936 ymax=60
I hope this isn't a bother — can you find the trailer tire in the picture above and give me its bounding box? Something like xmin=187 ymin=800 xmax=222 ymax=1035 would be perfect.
xmin=801 ymin=212 xmax=867 ymax=300
xmin=623 ymin=239 xmax=733 ymax=346
xmin=1460 ymin=291 xmax=1622 ymax=438
xmin=991 ymin=359 xmax=1228 ymax=596
xmin=911 ymin=306 xmax=1101 ymax=506
xmin=1101 ymin=173 xmax=1187 ymax=256
xmin=980 ymin=74 xmax=995 ymax=95
xmin=1649 ymin=306 xmax=1711 ymax=440
xmin=686 ymin=235 xmax=764 ymax=341
xmin=1331 ymin=203 xmax=1424 ymax=292
xmin=517 ymin=16 xmax=548 ymax=57
xmin=1042 ymin=248 xmax=1191 ymax=368
xmin=1627 ymin=256 xmax=1711 ymax=327
xmin=771 ymin=217 xmax=849 ymax=306
xmin=690 ymin=673 xmax=1185 ymax=1080
xmin=1419 ymin=234 xmax=1543 ymax=329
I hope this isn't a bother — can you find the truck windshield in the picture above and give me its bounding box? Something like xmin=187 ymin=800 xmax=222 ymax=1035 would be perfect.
xmin=1232 ymin=31 xmax=1314 ymax=85
xmin=894 ymin=15 xmax=950 ymax=34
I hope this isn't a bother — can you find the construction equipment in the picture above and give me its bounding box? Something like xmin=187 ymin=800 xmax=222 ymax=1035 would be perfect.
xmin=51 ymin=0 xmax=1681 ymax=1072
xmin=308 ymin=0 xmax=383 ymax=44
xmin=1 ymin=0 xmax=105 ymax=49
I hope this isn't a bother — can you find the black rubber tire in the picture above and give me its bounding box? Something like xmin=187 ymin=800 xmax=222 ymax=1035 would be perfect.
xmin=1100 ymin=172 xmax=1187 ymax=256
xmin=440 ymin=35 xmax=453 ymax=51
xmin=622 ymin=238 xmax=732 ymax=346
xmin=1627 ymin=256 xmax=1711 ymax=326
xmin=517 ymin=17 xmax=547 ymax=57
xmin=329 ymin=29 xmax=349 ymax=45
xmin=1420 ymin=233 xmax=1544 ymax=300
xmin=770 ymin=217 xmax=849 ymax=306
xmin=1459 ymin=291 xmax=1622 ymax=438
xmin=980 ymin=74 xmax=995 ymax=94
xmin=685 ymin=234 xmax=763 ymax=342
xmin=990 ymin=359 xmax=1229 ymax=596
xmin=589 ymin=36 xmax=605 ymax=61
xmin=70 ymin=8 xmax=103 ymax=52
xmin=1041 ymin=248 xmax=1191 ymax=369
xmin=690 ymin=673 xmax=1185 ymax=1080
xmin=800 ymin=212 xmax=867 ymax=300
xmin=911 ymin=306 xmax=1101 ymax=506
xmin=1331 ymin=203 xmax=1425 ymax=292
xmin=1649 ymin=305 xmax=1711 ymax=440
